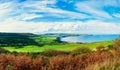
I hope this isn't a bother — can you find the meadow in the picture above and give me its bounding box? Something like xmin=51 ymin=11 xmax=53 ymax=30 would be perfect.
xmin=0 ymin=33 xmax=113 ymax=52
xmin=3 ymin=41 xmax=112 ymax=52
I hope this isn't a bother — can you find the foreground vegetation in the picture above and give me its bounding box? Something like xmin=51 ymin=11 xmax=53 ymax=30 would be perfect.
xmin=0 ymin=39 xmax=120 ymax=70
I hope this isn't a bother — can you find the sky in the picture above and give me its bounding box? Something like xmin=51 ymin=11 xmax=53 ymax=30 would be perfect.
xmin=0 ymin=0 xmax=120 ymax=34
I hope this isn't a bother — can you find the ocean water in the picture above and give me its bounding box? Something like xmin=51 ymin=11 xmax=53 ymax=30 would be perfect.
xmin=61 ymin=35 xmax=120 ymax=43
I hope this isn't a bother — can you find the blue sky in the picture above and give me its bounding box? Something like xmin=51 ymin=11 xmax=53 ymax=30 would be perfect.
xmin=0 ymin=0 xmax=120 ymax=34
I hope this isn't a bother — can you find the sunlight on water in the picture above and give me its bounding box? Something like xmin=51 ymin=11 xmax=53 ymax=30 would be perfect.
xmin=61 ymin=35 xmax=119 ymax=43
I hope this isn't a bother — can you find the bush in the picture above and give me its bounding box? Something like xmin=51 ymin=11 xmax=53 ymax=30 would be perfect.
xmin=12 ymin=55 xmax=33 ymax=70
xmin=41 ymin=49 xmax=69 ymax=57
xmin=0 ymin=42 xmax=120 ymax=70
xmin=71 ymin=47 xmax=92 ymax=56
xmin=49 ymin=55 xmax=73 ymax=70
xmin=32 ymin=56 xmax=47 ymax=70
xmin=0 ymin=48 xmax=9 ymax=53
xmin=0 ymin=49 xmax=115 ymax=70
xmin=113 ymin=39 xmax=120 ymax=48
xmin=96 ymin=46 xmax=106 ymax=51
xmin=107 ymin=45 xmax=113 ymax=49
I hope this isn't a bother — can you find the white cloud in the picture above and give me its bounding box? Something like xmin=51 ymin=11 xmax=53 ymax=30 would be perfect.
xmin=76 ymin=1 xmax=112 ymax=19
xmin=0 ymin=18 xmax=120 ymax=34
xmin=0 ymin=2 xmax=13 ymax=18
xmin=113 ymin=13 xmax=120 ymax=18
xmin=22 ymin=0 xmax=90 ymax=19
xmin=0 ymin=0 xmax=91 ymax=21
xmin=20 ymin=13 xmax=43 ymax=20
xmin=103 ymin=0 xmax=119 ymax=6
xmin=0 ymin=0 xmax=120 ymax=34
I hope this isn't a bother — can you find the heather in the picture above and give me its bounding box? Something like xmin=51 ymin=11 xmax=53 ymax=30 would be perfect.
xmin=0 ymin=39 xmax=120 ymax=70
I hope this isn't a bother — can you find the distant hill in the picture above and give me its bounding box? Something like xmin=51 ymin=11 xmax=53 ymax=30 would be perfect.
xmin=0 ymin=33 xmax=39 ymax=47
xmin=39 ymin=33 xmax=86 ymax=37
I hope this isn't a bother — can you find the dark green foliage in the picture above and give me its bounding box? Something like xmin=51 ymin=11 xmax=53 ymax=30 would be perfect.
xmin=41 ymin=49 xmax=69 ymax=57
xmin=96 ymin=46 xmax=106 ymax=51
xmin=71 ymin=47 xmax=92 ymax=56
xmin=0 ymin=33 xmax=39 ymax=47
xmin=32 ymin=36 xmax=60 ymax=46
xmin=113 ymin=39 xmax=120 ymax=48
xmin=0 ymin=48 xmax=9 ymax=53
xmin=107 ymin=45 xmax=113 ymax=49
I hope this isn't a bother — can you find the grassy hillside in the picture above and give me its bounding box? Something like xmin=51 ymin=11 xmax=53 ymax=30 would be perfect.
xmin=0 ymin=33 xmax=59 ymax=47
xmin=0 ymin=33 xmax=39 ymax=47
xmin=0 ymin=33 xmax=114 ymax=52
xmin=3 ymin=41 xmax=113 ymax=52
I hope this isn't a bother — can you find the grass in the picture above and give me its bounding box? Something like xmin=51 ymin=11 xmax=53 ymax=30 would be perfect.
xmin=31 ymin=36 xmax=57 ymax=45
xmin=3 ymin=41 xmax=113 ymax=52
xmin=0 ymin=33 xmax=115 ymax=52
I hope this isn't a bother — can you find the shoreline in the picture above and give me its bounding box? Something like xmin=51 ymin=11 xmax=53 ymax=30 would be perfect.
xmin=58 ymin=34 xmax=119 ymax=43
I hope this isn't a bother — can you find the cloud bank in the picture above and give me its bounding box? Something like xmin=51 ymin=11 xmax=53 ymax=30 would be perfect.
xmin=0 ymin=19 xmax=120 ymax=34
xmin=0 ymin=0 xmax=120 ymax=34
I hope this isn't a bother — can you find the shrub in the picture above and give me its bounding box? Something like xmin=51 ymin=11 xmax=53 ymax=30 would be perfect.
xmin=12 ymin=55 xmax=33 ymax=70
xmin=41 ymin=49 xmax=69 ymax=57
xmin=71 ymin=47 xmax=92 ymax=56
xmin=0 ymin=48 xmax=9 ymax=53
xmin=96 ymin=46 xmax=106 ymax=51
xmin=0 ymin=54 xmax=8 ymax=70
xmin=107 ymin=45 xmax=113 ymax=49
xmin=86 ymin=56 xmax=120 ymax=70
xmin=31 ymin=56 xmax=47 ymax=70
xmin=113 ymin=39 xmax=120 ymax=48
xmin=0 ymin=43 xmax=120 ymax=70
xmin=49 ymin=55 xmax=73 ymax=70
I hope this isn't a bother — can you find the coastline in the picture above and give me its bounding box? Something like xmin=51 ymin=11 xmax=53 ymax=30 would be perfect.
xmin=59 ymin=34 xmax=119 ymax=43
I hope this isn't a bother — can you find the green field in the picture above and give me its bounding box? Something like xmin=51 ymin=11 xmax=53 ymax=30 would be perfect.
xmin=3 ymin=41 xmax=113 ymax=52
xmin=0 ymin=33 xmax=114 ymax=53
